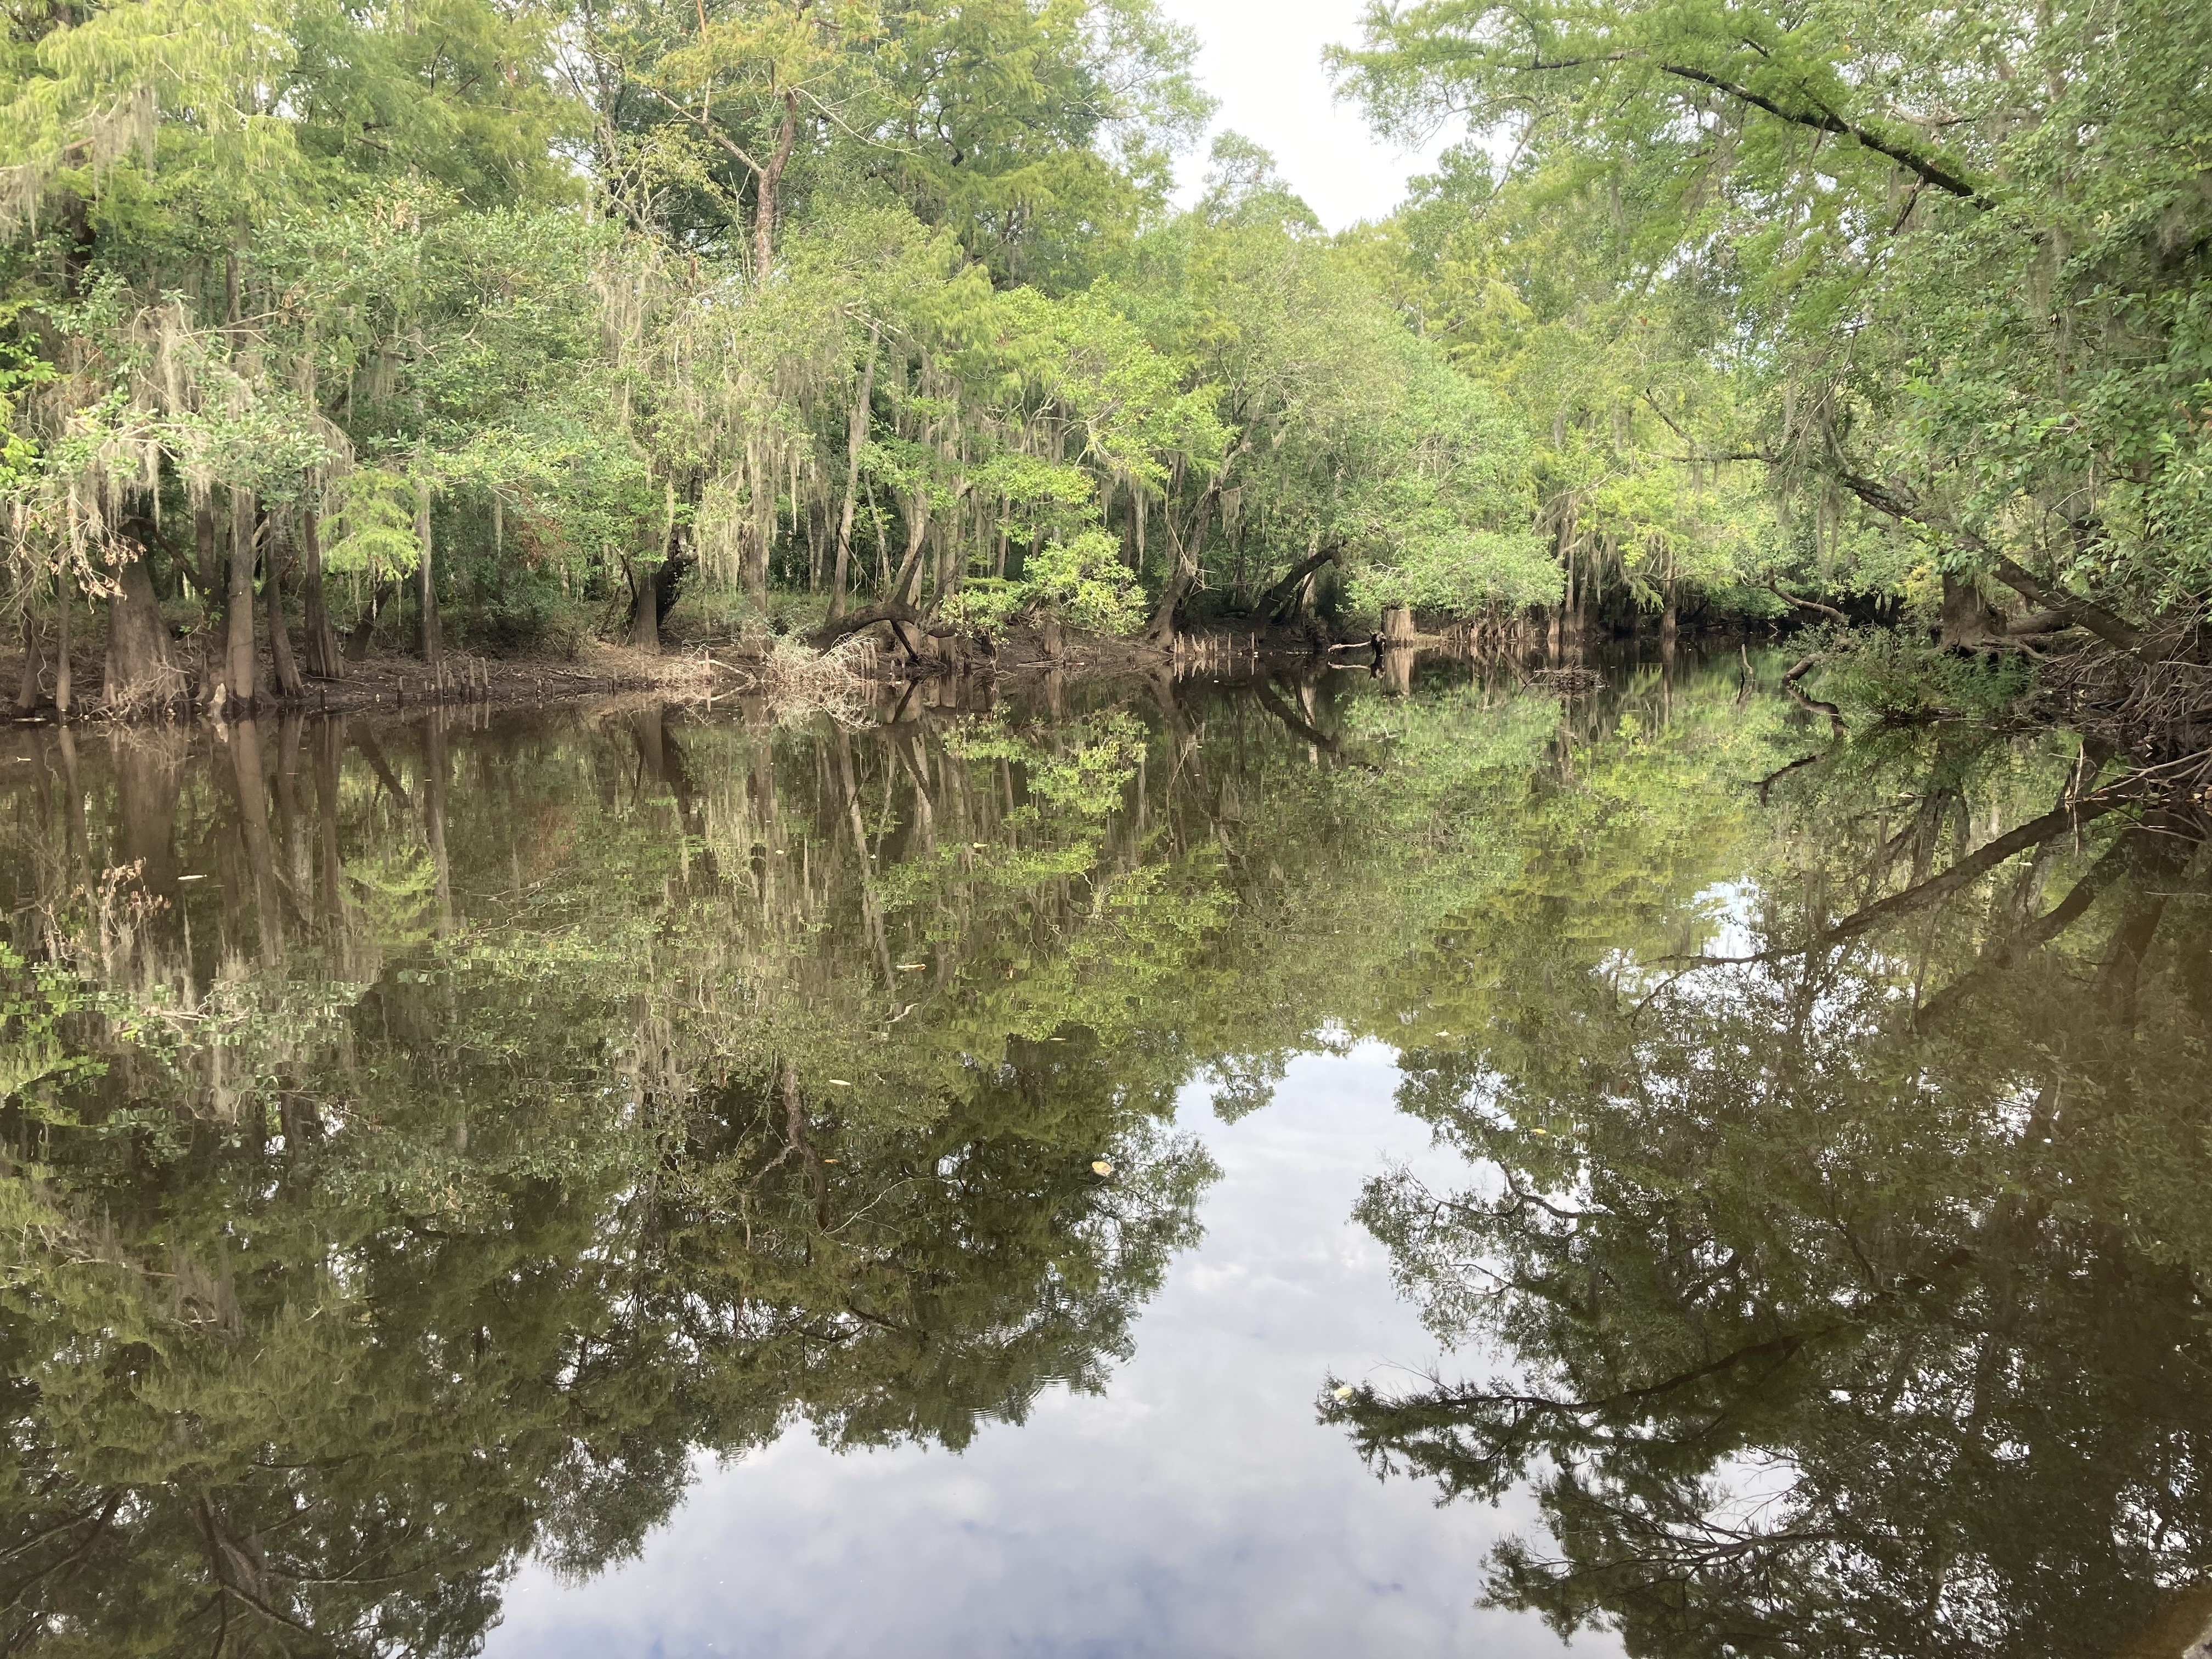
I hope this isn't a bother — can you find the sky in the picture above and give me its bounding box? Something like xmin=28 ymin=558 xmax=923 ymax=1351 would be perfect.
xmin=1158 ymin=0 xmax=1457 ymax=232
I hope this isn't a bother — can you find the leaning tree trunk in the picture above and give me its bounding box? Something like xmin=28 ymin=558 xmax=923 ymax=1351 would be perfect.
xmin=1254 ymin=544 xmax=1341 ymax=622
xmin=298 ymin=506 xmax=343 ymax=679
xmin=104 ymin=550 xmax=179 ymax=710
xmin=223 ymin=489 xmax=259 ymax=716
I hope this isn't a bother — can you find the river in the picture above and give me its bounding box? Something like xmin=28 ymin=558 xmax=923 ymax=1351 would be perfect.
xmin=0 ymin=650 xmax=2205 ymax=1658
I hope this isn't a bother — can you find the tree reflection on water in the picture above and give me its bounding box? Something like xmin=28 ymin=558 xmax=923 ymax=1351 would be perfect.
xmin=0 ymin=657 xmax=2203 ymax=1657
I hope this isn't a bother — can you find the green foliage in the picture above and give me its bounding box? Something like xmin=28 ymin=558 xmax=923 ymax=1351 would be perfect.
xmin=316 ymin=466 xmax=421 ymax=578
xmin=1023 ymin=529 xmax=1146 ymax=635
xmin=1334 ymin=0 xmax=2212 ymax=637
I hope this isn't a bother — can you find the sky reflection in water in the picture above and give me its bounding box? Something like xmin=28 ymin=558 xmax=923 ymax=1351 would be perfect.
xmin=491 ymin=1044 xmax=1596 ymax=1659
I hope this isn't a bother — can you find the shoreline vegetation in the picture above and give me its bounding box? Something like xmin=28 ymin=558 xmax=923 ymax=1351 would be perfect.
xmin=0 ymin=595 xmax=1741 ymax=722
xmin=1 ymin=0 xmax=2207 ymax=788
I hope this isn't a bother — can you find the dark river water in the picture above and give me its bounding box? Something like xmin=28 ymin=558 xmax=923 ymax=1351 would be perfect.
xmin=2 ymin=651 xmax=2208 ymax=1658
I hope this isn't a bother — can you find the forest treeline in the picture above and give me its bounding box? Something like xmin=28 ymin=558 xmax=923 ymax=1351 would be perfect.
xmin=1 ymin=0 xmax=2208 ymax=718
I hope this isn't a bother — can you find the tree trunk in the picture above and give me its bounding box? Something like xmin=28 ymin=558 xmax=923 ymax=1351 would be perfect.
xmin=1255 ymin=544 xmax=1341 ymax=620
xmin=627 ymin=524 xmax=694 ymax=653
xmin=1145 ymin=488 xmax=1215 ymax=646
xmin=1939 ymin=573 xmax=1994 ymax=648
xmin=1381 ymin=604 xmax=1416 ymax=645
xmin=744 ymin=534 xmax=769 ymax=616
xmin=889 ymin=492 xmax=932 ymax=607
xmin=51 ymin=581 xmax=70 ymax=718
xmin=299 ymin=506 xmax=343 ymax=679
xmin=809 ymin=599 xmax=956 ymax=652
xmin=104 ymin=549 xmax=179 ymax=710
xmin=1661 ymin=575 xmax=1679 ymax=645
xmin=224 ymin=489 xmax=259 ymax=716
xmin=191 ymin=498 xmax=218 ymax=593
xmin=266 ymin=537 xmax=306 ymax=698
xmin=1147 ymin=558 xmax=1196 ymax=646
xmin=349 ymin=578 xmax=396 ymax=656
xmin=628 ymin=560 xmax=660 ymax=653
xmin=829 ymin=326 xmax=880 ymax=624
xmin=415 ymin=480 xmax=441 ymax=664
xmin=753 ymin=89 xmax=799 ymax=278
xmin=1984 ymin=551 xmax=2144 ymax=656
xmin=15 ymin=599 xmax=45 ymax=715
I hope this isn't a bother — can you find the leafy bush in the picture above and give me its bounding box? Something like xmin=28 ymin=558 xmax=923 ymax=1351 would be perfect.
xmin=1023 ymin=531 xmax=1147 ymax=637
xmin=938 ymin=578 xmax=1026 ymax=636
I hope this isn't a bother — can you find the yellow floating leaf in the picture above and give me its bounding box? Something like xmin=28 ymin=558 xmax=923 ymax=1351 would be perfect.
xmin=826 ymin=1079 xmax=855 ymax=1087
xmin=1091 ymin=1160 xmax=1114 ymax=1177
xmin=1332 ymin=1385 xmax=1355 ymax=1401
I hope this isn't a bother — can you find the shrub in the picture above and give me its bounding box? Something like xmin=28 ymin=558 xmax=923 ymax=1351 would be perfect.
xmin=1024 ymin=530 xmax=1147 ymax=637
xmin=938 ymin=578 xmax=1026 ymax=636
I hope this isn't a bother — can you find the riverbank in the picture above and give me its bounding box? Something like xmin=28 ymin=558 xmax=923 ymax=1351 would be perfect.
xmin=0 ymin=611 xmax=1424 ymax=724
xmin=1 ymin=599 xmax=1797 ymax=728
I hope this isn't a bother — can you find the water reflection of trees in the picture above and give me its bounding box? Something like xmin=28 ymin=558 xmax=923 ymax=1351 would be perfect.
xmin=0 ymin=656 xmax=1816 ymax=1655
xmin=1331 ymin=714 xmax=2212 ymax=1659
xmin=8 ymin=657 xmax=2199 ymax=1656
xmin=0 ymin=698 xmax=1240 ymax=1656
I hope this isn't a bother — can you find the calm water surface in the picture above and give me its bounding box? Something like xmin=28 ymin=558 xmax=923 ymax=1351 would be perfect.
xmin=1 ymin=653 xmax=2207 ymax=1658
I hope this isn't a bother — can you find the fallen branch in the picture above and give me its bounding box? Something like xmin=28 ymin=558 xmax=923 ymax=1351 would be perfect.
xmin=1983 ymin=552 xmax=2143 ymax=656
xmin=1768 ymin=578 xmax=1847 ymax=623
